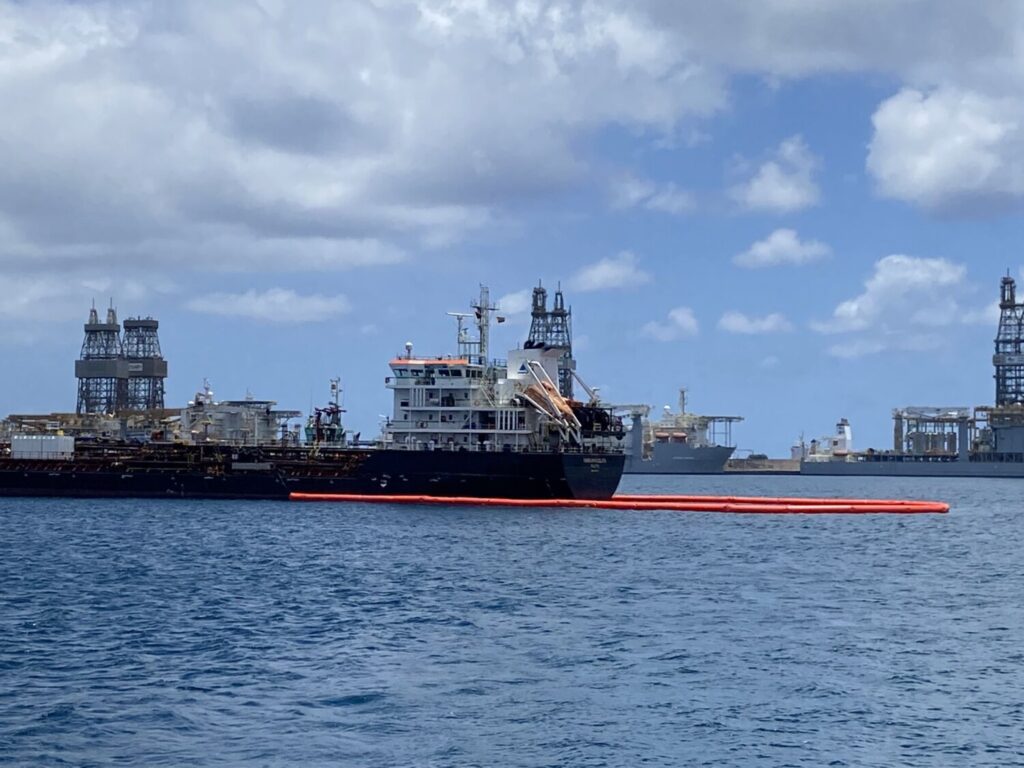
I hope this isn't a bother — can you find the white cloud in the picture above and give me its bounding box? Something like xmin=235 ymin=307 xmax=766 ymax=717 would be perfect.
xmin=3 ymin=0 xmax=1024 ymax=359
xmin=610 ymin=177 xmax=654 ymax=209
xmin=0 ymin=274 xmax=148 ymax=321
xmin=610 ymin=175 xmax=694 ymax=214
xmin=570 ymin=251 xmax=652 ymax=292
xmin=826 ymin=339 xmax=887 ymax=359
xmin=185 ymin=289 xmax=351 ymax=323
xmin=734 ymin=228 xmax=830 ymax=268
xmin=0 ymin=271 xmax=173 ymax=344
xmin=1 ymin=0 xmax=1023 ymax=288
xmin=197 ymin=237 xmax=406 ymax=273
xmin=646 ymin=184 xmax=695 ymax=214
xmin=867 ymin=87 xmax=1024 ymax=213
xmin=638 ymin=3 xmax=1020 ymax=86
xmin=813 ymin=255 xmax=966 ymax=334
xmin=1 ymin=0 xmax=1022 ymax=318
xmin=496 ymin=288 xmax=533 ymax=317
xmin=813 ymin=254 xmax=977 ymax=357
xmin=759 ymin=355 xmax=780 ymax=369
xmin=642 ymin=306 xmax=699 ymax=341
xmin=961 ymin=300 xmax=1000 ymax=326
xmin=730 ymin=135 xmax=820 ymax=213
xmin=0 ymin=0 xmax=728 ymax=288
xmin=718 ymin=311 xmax=793 ymax=334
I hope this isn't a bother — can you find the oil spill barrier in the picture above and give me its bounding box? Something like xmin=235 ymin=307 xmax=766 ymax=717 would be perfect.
xmin=289 ymin=492 xmax=949 ymax=514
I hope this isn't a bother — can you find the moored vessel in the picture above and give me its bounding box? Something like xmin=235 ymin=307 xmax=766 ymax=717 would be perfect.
xmin=0 ymin=286 xmax=625 ymax=500
xmin=801 ymin=273 xmax=1024 ymax=477
xmin=620 ymin=390 xmax=742 ymax=475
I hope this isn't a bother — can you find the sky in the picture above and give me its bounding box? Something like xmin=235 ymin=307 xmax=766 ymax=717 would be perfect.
xmin=2 ymin=0 xmax=1024 ymax=454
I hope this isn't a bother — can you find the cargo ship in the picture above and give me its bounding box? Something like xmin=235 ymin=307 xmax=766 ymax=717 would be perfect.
xmin=0 ymin=287 xmax=625 ymax=500
xmin=621 ymin=390 xmax=743 ymax=474
xmin=802 ymin=273 xmax=1024 ymax=477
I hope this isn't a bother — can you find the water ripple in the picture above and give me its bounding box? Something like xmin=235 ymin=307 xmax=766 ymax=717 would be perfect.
xmin=1 ymin=475 xmax=1023 ymax=766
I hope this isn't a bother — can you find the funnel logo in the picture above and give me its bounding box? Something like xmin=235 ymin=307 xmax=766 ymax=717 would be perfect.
xmin=517 ymin=362 xmax=529 ymax=375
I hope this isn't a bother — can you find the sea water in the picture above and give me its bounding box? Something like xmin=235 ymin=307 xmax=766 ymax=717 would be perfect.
xmin=1 ymin=475 xmax=1022 ymax=767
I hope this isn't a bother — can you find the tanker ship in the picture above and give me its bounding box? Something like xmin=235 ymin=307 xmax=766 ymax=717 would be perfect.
xmin=0 ymin=287 xmax=625 ymax=500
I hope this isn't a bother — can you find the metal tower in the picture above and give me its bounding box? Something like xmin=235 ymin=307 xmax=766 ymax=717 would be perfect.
xmin=123 ymin=317 xmax=168 ymax=410
xmin=75 ymin=305 xmax=127 ymax=414
xmin=994 ymin=273 xmax=1024 ymax=406
xmin=524 ymin=283 xmax=575 ymax=398
xmin=472 ymin=285 xmax=497 ymax=361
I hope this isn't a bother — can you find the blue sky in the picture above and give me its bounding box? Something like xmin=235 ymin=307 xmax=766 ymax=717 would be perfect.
xmin=2 ymin=1 xmax=1024 ymax=453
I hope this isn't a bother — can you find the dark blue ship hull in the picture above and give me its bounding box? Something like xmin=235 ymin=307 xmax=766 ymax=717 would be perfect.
xmin=0 ymin=445 xmax=624 ymax=501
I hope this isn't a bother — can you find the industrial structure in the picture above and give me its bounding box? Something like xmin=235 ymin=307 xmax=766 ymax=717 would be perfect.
xmin=179 ymin=380 xmax=300 ymax=445
xmin=804 ymin=273 xmax=1024 ymax=475
xmin=891 ymin=407 xmax=972 ymax=457
xmin=75 ymin=305 xmax=126 ymax=414
xmin=994 ymin=272 xmax=1024 ymax=406
xmin=0 ymin=283 xmax=628 ymax=501
xmin=123 ymin=317 xmax=167 ymax=411
xmin=524 ymin=283 xmax=575 ymax=398
xmin=74 ymin=304 xmax=167 ymax=414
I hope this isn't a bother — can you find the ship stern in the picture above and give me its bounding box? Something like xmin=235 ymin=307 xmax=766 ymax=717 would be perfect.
xmin=561 ymin=452 xmax=625 ymax=500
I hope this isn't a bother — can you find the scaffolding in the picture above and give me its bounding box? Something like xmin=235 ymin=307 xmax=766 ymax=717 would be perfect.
xmin=524 ymin=284 xmax=575 ymax=398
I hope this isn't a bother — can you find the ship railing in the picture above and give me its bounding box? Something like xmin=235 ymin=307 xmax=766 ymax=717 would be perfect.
xmin=384 ymin=443 xmax=620 ymax=454
xmin=385 ymin=423 xmax=532 ymax=434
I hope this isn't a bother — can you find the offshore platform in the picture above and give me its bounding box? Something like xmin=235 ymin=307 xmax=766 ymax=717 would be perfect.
xmin=75 ymin=304 xmax=168 ymax=414
xmin=1 ymin=304 xmax=300 ymax=445
xmin=803 ymin=272 xmax=1024 ymax=476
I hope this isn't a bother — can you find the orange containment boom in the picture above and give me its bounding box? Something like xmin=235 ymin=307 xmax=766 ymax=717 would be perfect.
xmin=289 ymin=492 xmax=949 ymax=514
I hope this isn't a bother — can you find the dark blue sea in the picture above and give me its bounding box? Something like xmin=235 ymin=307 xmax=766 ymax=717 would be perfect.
xmin=2 ymin=475 xmax=1023 ymax=767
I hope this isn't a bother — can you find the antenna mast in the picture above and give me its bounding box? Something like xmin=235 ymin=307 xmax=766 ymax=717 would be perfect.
xmin=472 ymin=285 xmax=496 ymax=362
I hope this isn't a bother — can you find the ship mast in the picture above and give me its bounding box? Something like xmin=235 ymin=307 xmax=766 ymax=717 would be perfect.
xmin=450 ymin=285 xmax=496 ymax=364
xmin=472 ymin=285 xmax=495 ymax=362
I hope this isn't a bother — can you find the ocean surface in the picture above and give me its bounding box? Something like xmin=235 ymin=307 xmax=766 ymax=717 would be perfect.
xmin=1 ymin=475 xmax=1023 ymax=767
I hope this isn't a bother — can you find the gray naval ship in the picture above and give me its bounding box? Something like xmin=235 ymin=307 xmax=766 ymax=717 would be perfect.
xmin=622 ymin=390 xmax=743 ymax=475
xmin=802 ymin=272 xmax=1024 ymax=477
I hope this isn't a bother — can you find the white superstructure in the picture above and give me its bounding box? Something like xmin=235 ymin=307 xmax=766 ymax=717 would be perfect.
xmin=178 ymin=381 xmax=302 ymax=446
xmin=383 ymin=286 xmax=617 ymax=453
xmin=804 ymin=417 xmax=853 ymax=461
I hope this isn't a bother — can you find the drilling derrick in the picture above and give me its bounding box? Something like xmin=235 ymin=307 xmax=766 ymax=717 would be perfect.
xmin=75 ymin=305 xmax=127 ymax=414
xmin=994 ymin=274 xmax=1024 ymax=406
xmin=123 ymin=317 xmax=168 ymax=410
xmin=525 ymin=283 xmax=575 ymax=398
